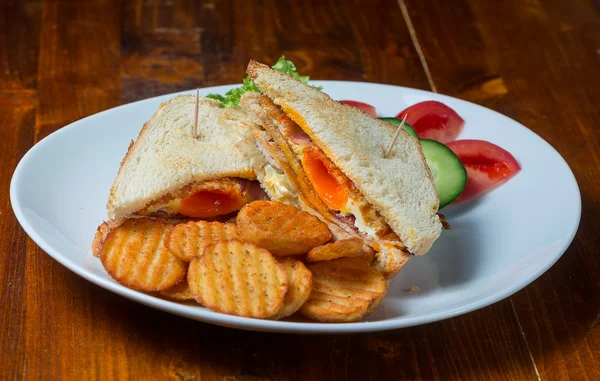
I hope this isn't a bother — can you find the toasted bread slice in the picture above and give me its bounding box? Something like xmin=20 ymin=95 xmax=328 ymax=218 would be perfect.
xmin=247 ymin=61 xmax=442 ymax=255
xmin=107 ymin=95 xmax=259 ymax=225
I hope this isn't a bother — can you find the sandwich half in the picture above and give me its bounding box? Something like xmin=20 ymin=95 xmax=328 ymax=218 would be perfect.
xmin=240 ymin=61 xmax=442 ymax=274
xmin=106 ymin=95 xmax=266 ymax=227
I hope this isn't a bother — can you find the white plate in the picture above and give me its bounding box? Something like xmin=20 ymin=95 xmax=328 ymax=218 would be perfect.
xmin=10 ymin=82 xmax=581 ymax=333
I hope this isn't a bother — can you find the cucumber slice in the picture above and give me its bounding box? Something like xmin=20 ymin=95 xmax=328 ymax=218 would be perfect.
xmin=379 ymin=117 xmax=419 ymax=138
xmin=420 ymin=139 xmax=467 ymax=208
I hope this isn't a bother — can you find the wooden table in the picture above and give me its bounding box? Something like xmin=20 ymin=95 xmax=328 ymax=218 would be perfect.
xmin=1 ymin=0 xmax=599 ymax=379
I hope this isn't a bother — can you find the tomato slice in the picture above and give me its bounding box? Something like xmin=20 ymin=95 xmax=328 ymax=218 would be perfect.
xmin=396 ymin=101 xmax=464 ymax=143
xmin=339 ymin=100 xmax=377 ymax=117
xmin=302 ymin=149 xmax=348 ymax=210
xmin=446 ymin=140 xmax=520 ymax=202
xmin=179 ymin=190 xmax=243 ymax=218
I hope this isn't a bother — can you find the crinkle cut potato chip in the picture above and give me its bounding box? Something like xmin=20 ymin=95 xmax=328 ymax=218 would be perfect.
xmin=159 ymin=279 xmax=195 ymax=301
xmin=306 ymin=238 xmax=364 ymax=262
xmin=270 ymin=258 xmax=312 ymax=320
xmin=165 ymin=220 xmax=240 ymax=262
xmin=92 ymin=222 xmax=111 ymax=257
xmin=187 ymin=240 xmax=288 ymax=318
xmin=300 ymin=257 xmax=386 ymax=322
xmin=237 ymin=200 xmax=332 ymax=256
xmin=99 ymin=218 xmax=187 ymax=292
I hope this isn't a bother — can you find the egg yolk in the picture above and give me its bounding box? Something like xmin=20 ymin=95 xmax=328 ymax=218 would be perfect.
xmin=179 ymin=190 xmax=242 ymax=218
xmin=302 ymin=149 xmax=348 ymax=211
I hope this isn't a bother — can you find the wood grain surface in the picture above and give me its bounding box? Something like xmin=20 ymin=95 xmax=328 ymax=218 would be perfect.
xmin=1 ymin=0 xmax=598 ymax=380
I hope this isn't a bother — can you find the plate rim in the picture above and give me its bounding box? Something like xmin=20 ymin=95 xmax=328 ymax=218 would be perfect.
xmin=9 ymin=81 xmax=582 ymax=333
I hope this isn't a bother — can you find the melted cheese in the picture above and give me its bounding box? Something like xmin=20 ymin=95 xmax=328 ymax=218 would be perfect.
xmin=340 ymin=198 xmax=378 ymax=237
xmin=145 ymin=198 xmax=182 ymax=215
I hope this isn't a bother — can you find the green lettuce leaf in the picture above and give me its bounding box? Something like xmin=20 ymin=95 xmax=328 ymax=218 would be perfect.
xmin=271 ymin=56 xmax=310 ymax=84
xmin=206 ymin=56 xmax=317 ymax=108
xmin=207 ymin=77 xmax=260 ymax=108
xmin=205 ymin=93 xmax=225 ymax=102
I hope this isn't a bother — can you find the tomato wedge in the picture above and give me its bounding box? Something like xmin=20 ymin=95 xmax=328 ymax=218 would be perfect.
xmin=339 ymin=100 xmax=377 ymax=117
xmin=446 ymin=140 xmax=520 ymax=202
xmin=179 ymin=190 xmax=243 ymax=218
xmin=397 ymin=101 xmax=464 ymax=143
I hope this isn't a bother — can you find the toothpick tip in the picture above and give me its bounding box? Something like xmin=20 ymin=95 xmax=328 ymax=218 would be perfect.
xmin=384 ymin=114 xmax=408 ymax=158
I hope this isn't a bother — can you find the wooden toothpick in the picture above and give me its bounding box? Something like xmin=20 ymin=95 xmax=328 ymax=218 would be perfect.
xmin=384 ymin=114 xmax=408 ymax=158
xmin=192 ymin=88 xmax=199 ymax=139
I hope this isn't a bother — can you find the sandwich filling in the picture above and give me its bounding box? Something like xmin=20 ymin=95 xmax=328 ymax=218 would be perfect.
xmin=301 ymin=146 xmax=387 ymax=237
xmin=257 ymin=101 xmax=393 ymax=242
xmin=253 ymin=132 xmax=299 ymax=205
xmin=139 ymin=178 xmax=266 ymax=219
xmin=292 ymin=139 xmax=389 ymax=239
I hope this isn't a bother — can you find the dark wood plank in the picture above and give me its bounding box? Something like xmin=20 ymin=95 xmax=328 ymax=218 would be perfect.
xmin=0 ymin=1 xmax=41 ymax=379
xmin=34 ymin=0 xmax=121 ymax=141
xmin=120 ymin=0 xmax=205 ymax=102
xmin=403 ymin=0 xmax=600 ymax=379
xmin=18 ymin=0 xmax=126 ymax=379
xmin=399 ymin=0 xmax=515 ymax=116
xmin=0 ymin=90 xmax=37 ymax=381
xmin=120 ymin=0 xmax=431 ymax=103
xmin=0 ymin=1 xmax=42 ymax=89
